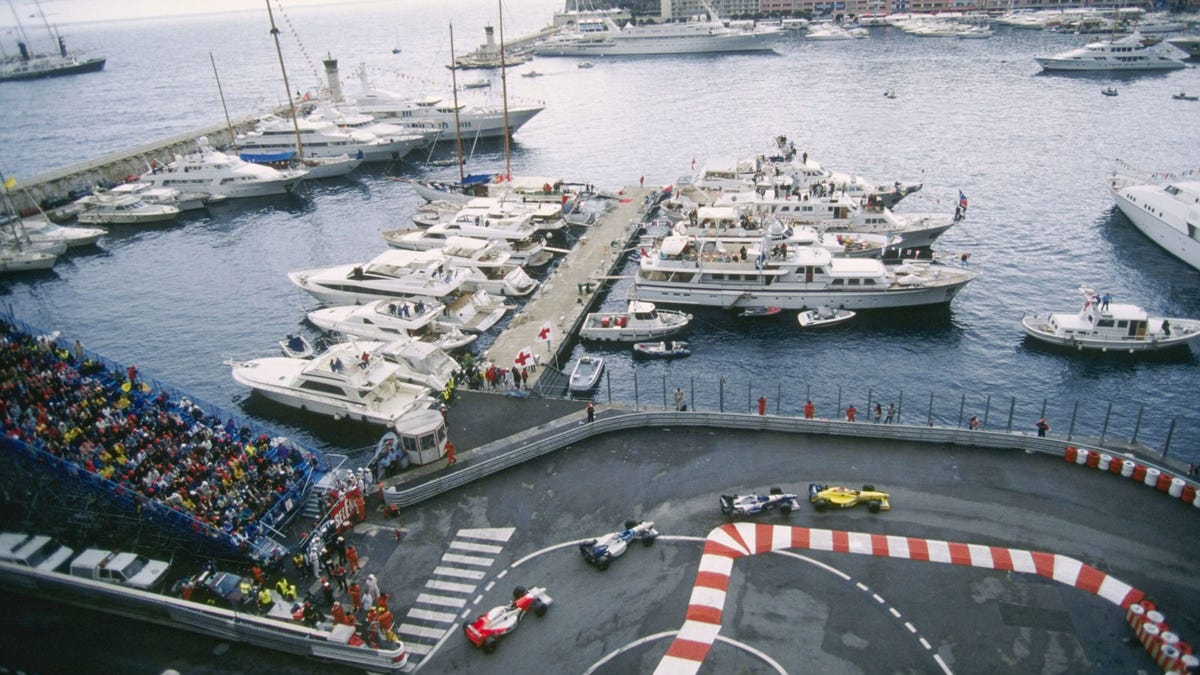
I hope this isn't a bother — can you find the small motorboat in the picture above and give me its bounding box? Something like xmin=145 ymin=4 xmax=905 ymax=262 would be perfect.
xmin=1020 ymin=287 xmax=1200 ymax=353
xmin=462 ymin=79 xmax=490 ymax=90
xmin=884 ymin=88 xmax=897 ymax=99
xmin=738 ymin=306 xmax=782 ymax=319
xmin=569 ymin=356 xmax=604 ymax=392
xmin=797 ymin=306 xmax=856 ymax=328
xmin=1173 ymin=91 xmax=1199 ymax=101
xmin=521 ymin=70 xmax=543 ymax=78
xmin=1102 ymin=87 xmax=1119 ymax=97
xmin=577 ymin=61 xmax=594 ymax=69
xmin=580 ymin=300 xmax=691 ymax=342
xmin=632 ymin=340 xmax=691 ymax=359
xmin=279 ymin=334 xmax=315 ymax=359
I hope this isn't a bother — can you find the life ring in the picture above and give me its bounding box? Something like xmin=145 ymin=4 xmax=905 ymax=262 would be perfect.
xmin=494 ymin=174 xmax=505 ymax=184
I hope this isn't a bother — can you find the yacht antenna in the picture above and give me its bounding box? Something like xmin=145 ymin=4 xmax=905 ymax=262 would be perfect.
xmin=266 ymin=0 xmax=306 ymax=160
xmin=449 ymin=22 xmax=465 ymax=182
xmin=210 ymin=52 xmax=238 ymax=153
xmin=498 ymin=0 xmax=512 ymax=181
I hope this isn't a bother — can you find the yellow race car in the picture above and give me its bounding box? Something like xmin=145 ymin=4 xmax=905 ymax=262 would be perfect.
xmin=809 ymin=483 xmax=891 ymax=513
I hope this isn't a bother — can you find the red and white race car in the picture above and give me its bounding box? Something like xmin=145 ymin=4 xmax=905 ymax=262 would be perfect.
xmin=464 ymin=585 xmax=552 ymax=653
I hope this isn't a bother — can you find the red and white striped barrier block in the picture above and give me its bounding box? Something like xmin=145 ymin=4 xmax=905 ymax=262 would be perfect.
xmin=655 ymin=523 xmax=1186 ymax=675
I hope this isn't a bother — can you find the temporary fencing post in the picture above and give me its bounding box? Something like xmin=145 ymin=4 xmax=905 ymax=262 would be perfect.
xmin=747 ymin=382 xmax=751 ymax=413
xmin=605 ymin=369 xmax=612 ymax=404
xmin=776 ymin=382 xmax=781 ymax=414
xmin=982 ymin=394 xmax=992 ymax=429
xmin=927 ymin=392 xmax=934 ymax=427
xmin=1040 ymin=398 xmax=1048 ymax=419
xmin=1007 ymin=396 xmax=1016 ymax=432
xmin=719 ymin=377 xmax=724 ymax=413
xmin=1162 ymin=419 xmax=1176 ymax=459
xmin=836 ymin=386 xmax=842 ymax=417
xmin=957 ymin=394 xmax=965 ymax=428
xmin=633 ymin=370 xmax=640 ymax=411
xmin=1100 ymin=401 xmax=1113 ymax=445
xmin=1068 ymin=401 xmax=1079 ymax=441
xmin=1132 ymin=404 xmax=1144 ymax=445
xmin=661 ymin=374 xmax=667 ymax=410
xmin=690 ymin=376 xmax=694 ymax=413
xmin=897 ymin=391 xmax=903 ymax=423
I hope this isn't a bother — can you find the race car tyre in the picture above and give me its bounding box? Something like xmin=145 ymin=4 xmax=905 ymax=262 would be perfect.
xmin=513 ymin=586 xmax=527 ymax=600
xmin=814 ymin=498 xmax=829 ymax=512
xmin=625 ymin=519 xmax=639 ymax=530
xmin=781 ymin=504 xmax=792 ymax=514
xmin=770 ymin=487 xmax=783 ymax=495
xmin=868 ymin=500 xmax=882 ymax=513
xmin=483 ymin=636 xmax=498 ymax=654
xmin=863 ymin=484 xmax=875 ymax=491
xmin=534 ymin=599 xmax=548 ymax=617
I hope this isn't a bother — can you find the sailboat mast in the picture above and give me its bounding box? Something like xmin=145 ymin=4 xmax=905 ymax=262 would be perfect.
xmin=32 ymin=0 xmax=55 ymax=43
xmin=448 ymin=23 xmax=465 ymax=182
xmin=210 ymin=53 xmax=238 ymax=154
xmin=498 ymin=0 xmax=511 ymax=181
xmin=6 ymin=0 xmax=32 ymax=49
xmin=266 ymin=0 xmax=305 ymax=160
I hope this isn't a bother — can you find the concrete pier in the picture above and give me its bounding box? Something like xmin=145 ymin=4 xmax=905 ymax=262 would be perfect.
xmin=7 ymin=114 xmax=265 ymax=215
xmin=482 ymin=186 xmax=653 ymax=384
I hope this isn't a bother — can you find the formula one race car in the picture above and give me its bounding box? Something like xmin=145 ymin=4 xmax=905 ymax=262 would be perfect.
xmin=719 ymin=487 xmax=802 ymax=517
xmin=464 ymin=585 xmax=552 ymax=653
xmin=579 ymin=519 xmax=659 ymax=570
xmin=809 ymin=483 xmax=891 ymax=513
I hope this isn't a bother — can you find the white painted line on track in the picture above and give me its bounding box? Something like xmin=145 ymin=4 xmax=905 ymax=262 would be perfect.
xmin=872 ymin=593 xmax=885 ymax=604
xmin=457 ymin=527 xmax=515 ymax=542
xmin=856 ymin=582 xmax=870 ymax=591
xmin=449 ymin=540 xmax=503 ymax=554
xmin=484 ymin=580 xmax=495 ymax=592
xmin=397 ymin=623 xmax=446 ymax=640
xmin=415 ymin=593 xmax=466 ymax=609
xmin=919 ymin=637 xmax=932 ymax=650
xmin=889 ymin=607 xmax=902 ymax=618
xmin=905 ymin=622 xmax=917 ymax=633
xmin=441 ymin=552 xmax=495 ymax=567
xmin=934 ymin=654 xmax=953 ymax=674
xmin=408 ymin=608 xmax=457 ymax=623
xmin=473 ymin=594 xmax=483 ymax=605
xmin=433 ymin=566 xmax=485 ymax=580
xmin=425 ymin=579 xmax=474 ymax=594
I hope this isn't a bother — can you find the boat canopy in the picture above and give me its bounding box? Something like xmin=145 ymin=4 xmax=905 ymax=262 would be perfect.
xmin=240 ymin=151 xmax=296 ymax=163
xmin=462 ymin=173 xmax=497 ymax=186
xmin=660 ymin=236 xmax=688 ymax=256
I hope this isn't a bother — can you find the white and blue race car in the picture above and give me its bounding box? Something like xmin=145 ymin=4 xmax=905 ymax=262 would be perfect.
xmin=579 ymin=520 xmax=660 ymax=570
xmin=719 ymin=487 xmax=802 ymax=517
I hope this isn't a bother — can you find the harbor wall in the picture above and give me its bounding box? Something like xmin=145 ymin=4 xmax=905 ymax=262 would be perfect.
xmin=8 ymin=114 xmax=265 ymax=216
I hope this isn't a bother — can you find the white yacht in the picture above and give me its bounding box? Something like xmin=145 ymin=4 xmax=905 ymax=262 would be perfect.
xmin=0 ymin=242 xmax=58 ymax=273
xmin=432 ymin=236 xmax=538 ymax=297
xmin=381 ymin=222 xmax=551 ymax=268
xmin=1166 ymin=36 xmax=1200 ymax=58
xmin=288 ymin=248 xmax=473 ymax=306
xmin=1021 ymin=288 xmax=1200 ymax=352
xmin=325 ymin=58 xmax=542 ymax=141
xmin=307 ymin=299 xmax=475 ymax=352
xmin=1035 ymin=32 xmax=1186 ymax=71
xmin=300 ymin=108 xmax=434 ymax=159
xmin=14 ymin=215 xmax=105 ymax=248
xmin=634 ymin=234 xmax=978 ymax=310
xmin=579 ymin=300 xmax=692 ymax=342
xmin=321 ymin=339 xmax=460 ymax=392
xmin=1107 ymin=173 xmax=1200 ymax=271
xmin=76 ymin=193 xmax=180 ymax=226
xmin=804 ymin=24 xmax=867 ymax=41
xmin=661 ymin=215 xmax=900 ymax=258
xmin=141 ymin=137 xmax=307 ymax=199
xmin=237 ymin=114 xmax=421 ymax=163
xmin=536 ymin=3 xmax=780 ymax=56
xmin=410 ymin=175 xmax=577 ymax=208
xmin=229 ymin=348 xmax=435 ymax=427
xmin=105 ymin=181 xmax=210 ymax=211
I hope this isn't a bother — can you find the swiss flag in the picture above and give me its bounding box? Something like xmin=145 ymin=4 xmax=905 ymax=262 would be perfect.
xmin=535 ymin=321 xmax=553 ymax=342
xmin=513 ymin=346 xmax=534 ymax=367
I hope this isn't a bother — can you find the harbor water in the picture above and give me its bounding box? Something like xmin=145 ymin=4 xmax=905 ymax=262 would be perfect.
xmin=1 ymin=1 xmax=1200 ymax=667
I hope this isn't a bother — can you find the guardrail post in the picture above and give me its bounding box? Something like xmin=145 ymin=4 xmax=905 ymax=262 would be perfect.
xmin=1006 ymin=396 xmax=1016 ymax=432
xmin=690 ymin=376 xmax=695 ymax=412
xmin=776 ymin=382 xmax=781 ymax=415
xmin=867 ymin=387 xmax=874 ymax=422
xmin=957 ymin=394 xmax=965 ymax=428
xmin=1099 ymin=401 xmax=1113 ymax=445
xmin=1067 ymin=401 xmax=1078 ymax=441
xmin=927 ymin=392 xmax=934 ymax=427
xmin=836 ymin=386 xmax=842 ymax=417
xmin=1040 ymin=398 xmax=1047 ymax=419
xmin=719 ymin=377 xmax=724 ymax=413
xmin=982 ymin=395 xmax=992 ymax=429
xmin=1131 ymin=404 xmax=1144 ymax=444
xmin=1162 ymin=419 xmax=1176 ymax=459
xmin=606 ymin=369 xmax=612 ymax=404
xmin=897 ymin=391 xmax=903 ymax=423
xmin=662 ymin=374 xmax=667 ymax=410
xmin=747 ymin=382 xmax=752 ymax=413
xmin=633 ymin=370 xmax=640 ymax=411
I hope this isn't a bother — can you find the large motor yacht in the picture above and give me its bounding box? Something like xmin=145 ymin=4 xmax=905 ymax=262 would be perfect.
xmin=1107 ymin=173 xmax=1200 ymax=272
xmin=1035 ymin=32 xmax=1186 ymax=71
xmin=140 ymin=137 xmax=307 ymax=199
xmin=307 ymin=299 xmax=477 ymax=353
xmin=236 ymin=114 xmax=425 ymax=163
xmin=536 ymin=3 xmax=780 ymax=56
xmin=634 ymin=234 xmax=978 ymax=310
xmin=229 ymin=348 xmax=436 ymax=427
xmin=288 ymin=248 xmax=474 ymax=306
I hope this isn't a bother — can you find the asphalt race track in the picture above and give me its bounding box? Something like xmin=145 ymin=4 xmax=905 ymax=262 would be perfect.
xmin=373 ymin=428 xmax=1200 ymax=674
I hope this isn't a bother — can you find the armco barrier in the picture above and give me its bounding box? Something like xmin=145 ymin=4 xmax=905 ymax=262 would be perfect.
xmin=382 ymin=408 xmax=1199 ymax=508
